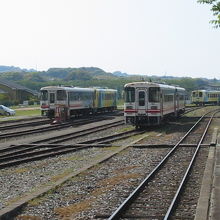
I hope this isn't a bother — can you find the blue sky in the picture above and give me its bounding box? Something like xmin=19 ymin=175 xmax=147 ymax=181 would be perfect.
xmin=0 ymin=0 xmax=219 ymax=79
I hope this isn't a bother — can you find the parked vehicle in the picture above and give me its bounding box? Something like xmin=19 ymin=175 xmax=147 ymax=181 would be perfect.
xmin=124 ymin=82 xmax=186 ymax=128
xmin=191 ymin=90 xmax=220 ymax=106
xmin=0 ymin=105 xmax=16 ymax=116
xmin=40 ymin=86 xmax=117 ymax=119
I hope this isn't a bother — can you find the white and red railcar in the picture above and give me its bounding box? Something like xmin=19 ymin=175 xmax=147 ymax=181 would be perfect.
xmin=40 ymin=86 xmax=117 ymax=119
xmin=124 ymin=82 xmax=186 ymax=128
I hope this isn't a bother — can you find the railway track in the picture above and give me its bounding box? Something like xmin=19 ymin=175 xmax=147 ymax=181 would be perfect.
xmin=107 ymin=109 xmax=219 ymax=219
xmin=0 ymin=116 xmax=43 ymax=125
xmin=182 ymin=106 xmax=205 ymax=115
xmin=0 ymin=120 xmax=129 ymax=168
xmin=0 ymin=129 xmax=149 ymax=220
xmin=0 ymin=114 xmax=121 ymax=140
xmin=1 ymin=108 xmax=218 ymax=219
xmin=0 ymin=118 xmax=51 ymax=131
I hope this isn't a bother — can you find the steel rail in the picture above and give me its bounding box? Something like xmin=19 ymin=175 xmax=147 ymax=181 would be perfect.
xmin=0 ymin=119 xmax=51 ymax=131
xmin=0 ymin=128 xmax=139 ymax=169
xmin=0 ymin=120 xmax=124 ymax=156
xmin=31 ymin=120 xmax=124 ymax=144
xmin=78 ymin=130 xmax=143 ymax=145
xmin=0 ymin=122 xmax=71 ymax=139
xmin=108 ymin=111 xmax=212 ymax=220
xmin=163 ymin=110 xmax=219 ymax=220
xmin=0 ymin=133 xmax=147 ymax=220
xmin=0 ymin=116 xmax=44 ymax=125
xmin=0 ymin=117 xmax=93 ymax=136
xmin=0 ymin=128 xmax=133 ymax=161
xmin=0 ymin=116 xmax=121 ymax=139
xmin=182 ymin=106 xmax=205 ymax=115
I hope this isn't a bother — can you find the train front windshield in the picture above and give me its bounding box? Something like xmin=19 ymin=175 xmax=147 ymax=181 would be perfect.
xmin=192 ymin=91 xmax=203 ymax=97
xmin=40 ymin=90 xmax=48 ymax=101
xmin=125 ymin=87 xmax=135 ymax=102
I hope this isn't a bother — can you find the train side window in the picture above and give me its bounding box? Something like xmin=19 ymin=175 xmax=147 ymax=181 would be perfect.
xmin=105 ymin=93 xmax=112 ymax=100
xmin=80 ymin=92 xmax=85 ymax=100
xmin=69 ymin=92 xmax=79 ymax=101
xmin=57 ymin=90 xmax=67 ymax=101
xmin=149 ymin=87 xmax=160 ymax=102
xmin=139 ymin=91 xmax=145 ymax=106
xmin=199 ymin=92 xmax=203 ymax=97
xmin=164 ymin=94 xmax=173 ymax=102
xmin=180 ymin=95 xmax=184 ymax=100
xmin=69 ymin=92 xmax=74 ymax=101
xmin=77 ymin=92 xmax=81 ymax=101
xmin=125 ymin=87 xmax=135 ymax=102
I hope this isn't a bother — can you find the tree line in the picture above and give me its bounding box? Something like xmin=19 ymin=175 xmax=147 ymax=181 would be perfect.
xmin=0 ymin=67 xmax=219 ymax=105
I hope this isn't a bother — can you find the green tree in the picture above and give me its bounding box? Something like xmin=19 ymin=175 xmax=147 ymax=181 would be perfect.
xmin=198 ymin=0 xmax=220 ymax=27
xmin=66 ymin=70 xmax=92 ymax=81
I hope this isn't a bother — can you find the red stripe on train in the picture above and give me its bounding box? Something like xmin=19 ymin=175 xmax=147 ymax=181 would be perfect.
xmin=146 ymin=110 xmax=160 ymax=113
xmin=124 ymin=110 xmax=138 ymax=113
xmin=41 ymin=105 xmax=49 ymax=109
xmin=124 ymin=109 xmax=161 ymax=113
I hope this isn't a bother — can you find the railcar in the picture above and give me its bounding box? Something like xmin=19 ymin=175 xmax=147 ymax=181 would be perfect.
xmin=191 ymin=90 xmax=220 ymax=106
xmin=124 ymin=82 xmax=186 ymax=128
xmin=40 ymin=86 xmax=117 ymax=119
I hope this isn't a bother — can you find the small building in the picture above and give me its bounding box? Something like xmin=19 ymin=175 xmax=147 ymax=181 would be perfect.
xmin=0 ymin=79 xmax=38 ymax=104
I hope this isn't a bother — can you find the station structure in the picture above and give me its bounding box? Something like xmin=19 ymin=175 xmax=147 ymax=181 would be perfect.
xmin=0 ymin=79 xmax=38 ymax=103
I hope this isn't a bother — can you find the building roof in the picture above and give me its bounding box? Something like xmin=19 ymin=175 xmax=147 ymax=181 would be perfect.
xmin=0 ymin=78 xmax=38 ymax=96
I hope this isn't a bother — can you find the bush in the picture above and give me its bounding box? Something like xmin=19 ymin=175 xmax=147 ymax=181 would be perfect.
xmin=1 ymin=100 xmax=14 ymax=107
xmin=28 ymin=100 xmax=34 ymax=105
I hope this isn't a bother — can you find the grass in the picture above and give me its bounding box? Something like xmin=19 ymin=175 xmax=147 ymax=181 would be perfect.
xmin=28 ymin=197 xmax=47 ymax=206
xmin=16 ymin=216 xmax=41 ymax=220
xmin=11 ymin=104 xmax=40 ymax=109
xmin=0 ymin=101 xmax=123 ymax=119
xmin=55 ymin=198 xmax=95 ymax=218
xmin=14 ymin=109 xmax=41 ymax=117
xmin=0 ymin=107 xmax=41 ymax=119
xmin=54 ymin=172 xmax=140 ymax=219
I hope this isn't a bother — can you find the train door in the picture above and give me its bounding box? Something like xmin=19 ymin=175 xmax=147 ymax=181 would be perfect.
xmin=137 ymin=89 xmax=147 ymax=115
xmin=47 ymin=91 xmax=56 ymax=118
xmin=160 ymin=90 xmax=163 ymax=117
xmin=49 ymin=92 xmax=55 ymax=104
xmin=67 ymin=92 xmax=70 ymax=106
xmin=218 ymin=93 xmax=220 ymax=106
xmin=99 ymin=91 xmax=103 ymax=108
xmin=174 ymin=89 xmax=178 ymax=116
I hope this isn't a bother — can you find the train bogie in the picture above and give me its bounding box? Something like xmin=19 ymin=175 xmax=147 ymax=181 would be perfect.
xmin=124 ymin=82 xmax=186 ymax=128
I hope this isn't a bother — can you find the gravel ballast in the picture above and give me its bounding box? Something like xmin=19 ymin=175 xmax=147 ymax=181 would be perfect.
xmin=0 ymin=107 xmax=218 ymax=219
xmin=16 ymin=146 xmax=169 ymax=219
